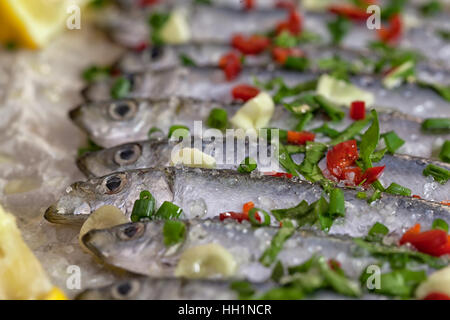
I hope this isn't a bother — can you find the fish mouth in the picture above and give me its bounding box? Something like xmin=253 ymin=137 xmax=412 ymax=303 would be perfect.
xmin=81 ymin=230 xmax=108 ymax=260
xmin=44 ymin=205 xmax=86 ymax=225
xmin=69 ymin=106 xmax=82 ymax=122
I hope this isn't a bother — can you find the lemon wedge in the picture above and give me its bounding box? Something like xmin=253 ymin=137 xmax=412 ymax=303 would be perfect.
xmin=0 ymin=0 xmax=86 ymax=49
xmin=79 ymin=205 xmax=128 ymax=252
xmin=0 ymin=204 xmax=55 ymax=299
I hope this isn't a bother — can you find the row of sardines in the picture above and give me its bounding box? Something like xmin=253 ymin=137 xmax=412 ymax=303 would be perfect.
xmin=48 ymin=0 xmax=450 ymax=300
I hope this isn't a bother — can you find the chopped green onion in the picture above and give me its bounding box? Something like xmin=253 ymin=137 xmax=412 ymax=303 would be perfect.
xmin=437 ymin=29 xmax=450 ymax=41
xmin=194 ymin=0 xmax=212 ymax=4
xmin=284 ymin=56 xmax=309 ymax=71
xmin=422 ymin=118 xmax=450 ymax=132
xmin=179 ymin=53 xmax=196 ymax=66
xmin=295 ymin=112 xmax=313 ymax=132
xmin=238 ymin=157 xmax=257 ymax=173
xmin=328 ymin=188 xmax=345 ymax=217
xmin=163 ymin=220 xmax=186 ymax=246
xmin=271 ymin=261 xmax=284 ymax=282
xmin=148 ymin=127 xmax=163 ymax=138
xmin=359 ymin=110 xmax=380 ymax=170
xmin=423 ymin=164 xmax=450 ymax=184
xmin=366 ymin=222 xmax=389 ymax=242
xmin=271 ymin=200 xmax=310 ymax=222
xmin=131 ymin=190 xmax=156 ymax=222
xmin=230 ymin=281 xmax=255 ymax=300
xmin=154 ymin=201 xmax=183 ymax=220
xmin=329 ymin=116 xmax=372 ymax=146
xmin=384 ymin=183 xmax=411 ymax=197
xmin=168 ymin=125 xmax=190 ymax=140
xmin=273 ymin=30 xmax=298 ymax=48
xmin=327 ymin=16 xmax=350 ymax=45
xmin=148 ymin=12 xmax=170 ymax=45
xmin=317 ymin=256 xmax=361 ymax=297
xmin=439 ymin=140 xmax=450 ymax=163
xmin=206 ymin=108 xmax=228 ymax=130
xmin=356 ymin=191 xmax=367 ymax=199
xmin=259 ymin=225 xmax=295 ymax=267
xmin=370 ymin=148 xmax=387 ymax=163
xmin=418 ymin=82 xmax=450 ymax=102
xmin=367 ymin=189 xmax=382 ymax=203
xmin=312 ymin=123 xmax=340 ymax=138
xmin=298 ymin=142 xmax=328 ymax=183
xmin=432 ymin=218 xmax=449 ymax=233
xmin=314 ymin=95 xmax=345 ymax=122
xmin=248 ymin=208 xmax=270 ymax=227
xmin=420 ymin=0 xmax=442 ymax=16
xmin=277 ymin=143 xmax=300 ymax=177
xmin=82 ymin=65 xmax=111 ymax=83
xmin=111 ymin=77 xmax=131 ymax=99
xmin=382 ymin=131 xmax=405 ymax=154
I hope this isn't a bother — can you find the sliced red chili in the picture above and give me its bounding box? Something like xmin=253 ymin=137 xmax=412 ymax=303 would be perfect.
xmin=423 ymin=292 xmax=450 ymax=300
xmin=231 ymin=34 xmax=271 ymax=55
xmin=377 ymin=14 xmax=403 ymax=45
xmin=231 ymin=84 xmax=260 ymax=102
xmin=287 ymin=131 xmax=315 ymax=145
xmin=275 ymin=0 xmax=296 ymax=11
xmin=139 ymin=0 xmax=159 ymax=7
xmin=400 ymin=228 xmax=449 ymax=257
xmin=326 ymin=140 xmax=359 ymax=179
xmin=328 ymin=5 xmax=371 ymax=21
xmin=243 ymin=0 xmax=255 ymax=10
xmin=328 ymin=259 xmax=342 ymax=271
xmin=441 ymin=201 xmax=450 ymax=206
xmin=412 ymin=194 xmax=422 ymax=199
xmin=272 ymin=47 xmax=304 ymax=65
xmin=276 ymin=10 xmax=302 ymax=35
xmin=350 ymin=101 xmax=366 ymax=120
xmin=264 ymin=172 xmax=294 ymax=179
xmin=219 ymin=212 xmax=248 ymax=223
xmin=359 ymin=166 xmax=385 ymax=185
xmin=400 ymin=224 xmax=421 ymax=245
xmin=243 ymin=201 xmax=255 ymax=214
xmin=219 ymin=52 xmax=242 ymax=81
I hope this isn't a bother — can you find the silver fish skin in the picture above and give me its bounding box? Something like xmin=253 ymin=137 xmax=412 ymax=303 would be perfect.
xmin=75 ymin=276 xmax=384 ymax=300
xmin=98 ymin=4 xmax=450 ymax=68
xmin=77 ymin=137 xmax=450 ymax=203
xmin=45 ymin=167 xmax=450 ymax=236
xmin=70 ymin=96 xmax=450 ymax=158
xmin=81 ymin=67 xmax=450 ymax=119
xmin=116 ymin=43 xmax=449 ymax=85
xmin=80 ymin=219 xmax=441 ymax=282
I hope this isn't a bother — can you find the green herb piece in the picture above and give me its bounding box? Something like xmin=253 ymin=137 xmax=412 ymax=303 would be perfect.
xmin=179 ymin=53 xmax=196 ymax=66
xmin=366 ymin=222 xmax=389 ymax=242
xmin=111 ymin=77 xmax=131 ymax=99
xmin=317 ymin=256 xmax=361 ymax=297
xmin=295 ymin=112 xmax=313 ymax=132
xmin=354 ymin=238 xmax=448 ymax=269
xmin=360 ymin=267 xmax=426 ymax=298
xmin=148 ymin=12 xmax=170 ymax=45
xmin=194 ymin=0 xmax=212 ymax=5
xmin=367 ymin=189 xmax=382 ymax=203
xmin=131 ymin=191 xmax=156 ymax=222
xmin=273 ymin=30 xmax=298 ymax=48
xmin=284 ymin=56 xmax=309 ymax=71
xmin=285 ymin=144 xmax=306 ymax=154
xmin=381 ymin=131 xmax=405 ymax=154
xmin=315 ymin=196 xmax=334 ymax=232
xmin=271 ymin=200 xmax=310 ymax=222
xmin=271 ymin=261 xmax=285 ymax=282
xmin=238 ymin=157 xmax=257 ymax=173
xmin=328 ymin=188 xmax=345 ymax=217
xmin=89 ymin=0 xmax=111 ymax=8
xmin=381 ymin=0 xmax=407 ymax=20
xmin=260 ymin=225 xmax=295 ymax=267
xmin=357 ymin=191 xmax=367 ymax=199
xmin=154 ymin=201 xmax=183 ymax=220
xmin=418 ymin=82 xmax=450 ymax=102
xmin=327 ymin=16 xmax=350 ymax=45
xmin=277 ymin=143 xmax=300 ymax=177
xmin=163 ymin=220 xmax=186 ymax=246
xmin=258 ymin=287 xmax=305 ymax=300
xmin=384 ymin=183 xmax=411 ymax=197
xmin=298 ymin=142 xmax=328 ymax=183
xmin=168 ymin=125 xmax=190 ymax=140
xmin=329 ymin=116 xmax=372 ymax=146
xmin=423 ymin=164 xmax=450 ymax=184
xmin=297 ymin=30 xmax=322 ymax=44
xmin=421 ymin=118 xmax=450 ymax=132
xmin=382 ymin=60 xmax=416 ymax=89
xmin=82 ymin=65 xmax=111 ymax=83
xmin=148 ymin=127 xmax=163 ymax=138
xmin=314 ymin=95 xmax=345 ymax=122
xmin=312 ymin=123 xmax=340 ymax=138
xmin=432 ymin=218 xmax=449 ymax=233
xmin=370 ymin=148 xmax=387 ymax=163
xmin=206 ymin=108 xmax=228 ymax=130
xmin=439 ymin=141 xmax=450 ymax=163
xmin=248 ymin=208 xmax=271 ymax=227
xmin=359 ymin=110 xmax=380 ymax=170
xmin=437 ymin=29 xmax=450 ymax=41
xmin=230 ymin=281 xmax=255 ymax=300
xmin=77 ymin=139 xmax=102 ymax=157
xmin=420 ymin=0 xmax=442 ymax=16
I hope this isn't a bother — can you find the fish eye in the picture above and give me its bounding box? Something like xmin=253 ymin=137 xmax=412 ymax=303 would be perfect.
xmin=114 ymin=144 xmax=141 ymax=166
xmin=150 ymin=46 xmax=164 ymax=60
xmin=109 ymin=101 xmax=137 ymax=121
xmin=103 ymin=173 xmax=127 ymax=194
xmin=118 ymin=223 xmax=145 ymax=241
xmin=111 ymin=280 xmax=140 ymax=300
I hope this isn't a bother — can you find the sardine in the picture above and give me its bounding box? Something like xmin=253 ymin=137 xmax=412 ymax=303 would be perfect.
xmin=81 ymin=67 xmax=450 ymax=120
xmin=98 ymin=4 xmax=450 ymax=68
xmin=45 ymin=167 xmax=450 ymax=236
xmin=76 ymin=137 xmax=450 ymax=202
xmin=70 ymin=96 xmax=450 ymax=159
xmin=79 ymin=219 xmax=443 ymax=282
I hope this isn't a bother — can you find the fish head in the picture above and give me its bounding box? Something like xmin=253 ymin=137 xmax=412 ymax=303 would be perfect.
xmin=69 ymin=99 xmax=152 ymax=147
xmin=82 ymin=221 xmax=173 ymax=274
xmin=77 ymin=140 xmax=169 ymax=177
xmin=76 ymin=279 xmax=144 ymax=300
xmin=45 ymin=169 xmax=174 ymax=224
